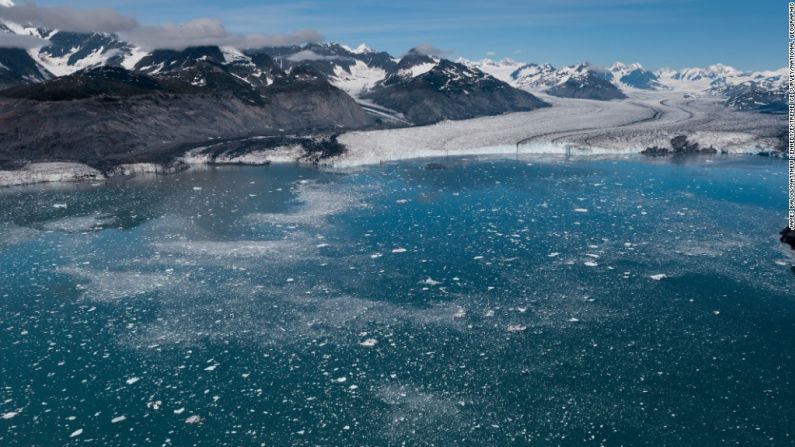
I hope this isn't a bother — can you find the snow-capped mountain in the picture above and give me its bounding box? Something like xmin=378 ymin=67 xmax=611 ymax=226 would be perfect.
xmin=510 ymin=63 xmax=561 ymax=89
xmin=361 ymin=58 xmax=547 ymax=125
xmin=609 ymin=62 xmax=666 ymax=90
xmin=0 ymin=9 xmax=145 ymax=79
xmin=0 ymin=47 xmax=51 ymax=89
xmin=462 ymin=59 xmax=627 ymax=100
xmin=457 ymin=58 xmax=525 ymax=84
xmin=546 ymin=63 xmax=627 ymax=100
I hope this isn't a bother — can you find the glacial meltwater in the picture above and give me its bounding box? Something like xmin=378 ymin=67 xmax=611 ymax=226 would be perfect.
xmin=1 ymin=156 xmax=793 ymax=446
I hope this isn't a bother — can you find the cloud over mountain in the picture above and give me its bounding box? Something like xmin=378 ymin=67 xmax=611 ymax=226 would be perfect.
xmin=0 ymin=3 xmax=322 ymax=50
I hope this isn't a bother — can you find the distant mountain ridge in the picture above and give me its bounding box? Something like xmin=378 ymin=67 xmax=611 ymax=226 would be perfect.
xmin=461 ymin=57 xmax=785 ymax=112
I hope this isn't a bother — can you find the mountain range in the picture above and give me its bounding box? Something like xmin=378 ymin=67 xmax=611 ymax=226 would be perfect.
xmin=0 ymin=4 xmax=787 ymax=171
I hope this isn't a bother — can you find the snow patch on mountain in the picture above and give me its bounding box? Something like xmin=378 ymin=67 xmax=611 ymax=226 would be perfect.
xmin=330 ymin=59 xmax=386 ymax=97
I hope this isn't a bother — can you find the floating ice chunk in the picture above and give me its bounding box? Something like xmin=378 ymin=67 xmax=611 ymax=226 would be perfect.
xmin=574 ymin=208 xmax=589 ymax=213
xmin=507 ymin=324 xmax=527 ymax=333
xmin=422 ymin=277 xmax=441 ymax=286
xmin=1 ymin=411 xmax=18 ymax=420
xmin=370 ymin=253 xmax=383 ymax=259
xmin=193 ymin=187 xmax=202 ymax=191
xmin=712 ymin=310 xmax=720 ymax=315
xmin=335 ymin=377 xmax=347 ymax=383
xmin=69 ymin=429 xmax=83 ymax=438
xmin=396 ymin=199 xmax=409 ymax=204
xmin=204 ymin=364 xmax=218 ymax=371
xmin=111 ymin=415 xmax=127 ymax=423
xmin=392 ymin=248 xmax=407 ymax=254
xmin=242 ymin=373 xmax=250 ymax=378
xmin=349 ymin=385 xmax=359 ymax=390
xmin=185 ymin=415 xmax=202 ymax=424
xmin=569 ymin=318 xmax=580 ymax=323
xmin=174 ymin=408 xmax=185 ymax=415
xmin=359 ymin=338 xmax=378 ymax=347
xmin=53 ymin=203 xmax=68 ymax=209
xmin=584 ymin=261 xmax=599 ymax=267
xmin=485 ymin=309 xmax=495 ymax=317
xmin=125 ymin=377 xmax=140 ymax=385
xmin=453 ymin=307 xmax=466 ymax=319
xmin=649 ymin=274 xmax=668 ymax=281
xmin=547 ymin=252 xmax=560 ymax=257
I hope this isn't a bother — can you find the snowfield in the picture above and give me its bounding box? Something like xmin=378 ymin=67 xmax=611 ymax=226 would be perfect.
xmin=330 ymin=91 xmax=784 ymax=167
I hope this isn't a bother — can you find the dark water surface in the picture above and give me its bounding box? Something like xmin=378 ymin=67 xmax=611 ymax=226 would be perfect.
xmin=1 ymin=156 xmax=793 ymax=446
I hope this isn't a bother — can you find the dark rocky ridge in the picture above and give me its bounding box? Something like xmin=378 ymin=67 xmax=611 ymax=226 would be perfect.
xmin=547 ymin=70 xmax=627 ymax=101
xmin=782 ymin=228 xmax=795 ymax=251
xmin=0 ymin=59 xmax=372 ymax=169
xmin=0 ymin=48 xmax=52 ymax=90
xmin=362 ymin=59 xmax=548 ymax=125
xmin=641 ymin=135 xmax=717 ymax=156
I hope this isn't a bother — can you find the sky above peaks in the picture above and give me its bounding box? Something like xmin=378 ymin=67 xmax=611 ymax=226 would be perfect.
xmin=18 ymin=0 xmax=785 ymax=70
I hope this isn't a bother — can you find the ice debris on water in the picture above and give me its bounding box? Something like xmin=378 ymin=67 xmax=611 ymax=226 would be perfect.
xmin=359 ymin=338 xmax=378 ymax=347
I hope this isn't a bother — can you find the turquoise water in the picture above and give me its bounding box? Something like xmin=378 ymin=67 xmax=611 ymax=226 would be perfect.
xmin=0 ymin=156 xmax=793 ymax=446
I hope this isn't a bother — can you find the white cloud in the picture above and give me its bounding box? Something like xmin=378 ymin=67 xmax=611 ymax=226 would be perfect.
xmin=121 ymin=19 xmax=322 ymax=51
xmin=0 ymin=4 xmax=322 ymax=51
xmin=0 ymin=32 xmax=47 ymax=49
xmin=412 ymin=43 xmax=448 ymax=57
xmin=286 ymin=49 xmax=349 ymax=62
xmin=0 ymin=3 xmax=137 ymax=33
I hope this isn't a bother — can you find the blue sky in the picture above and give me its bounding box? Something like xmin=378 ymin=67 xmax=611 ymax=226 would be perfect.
xmin=33 ymin=0 xmax=784 ymax=70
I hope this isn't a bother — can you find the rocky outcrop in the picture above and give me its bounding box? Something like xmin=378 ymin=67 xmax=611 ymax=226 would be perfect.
xmin=782 ymin=228 xmax=795 ymax=251
xmin=641 ymin=135 xmax=718 ymax=156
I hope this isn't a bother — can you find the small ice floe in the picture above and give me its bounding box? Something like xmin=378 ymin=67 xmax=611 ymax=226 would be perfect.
xmin=204 ymin=364 xmax=218 ymax=371
xmin=185 ymin=415 xmax=202 ymax=425
xmin=574 ymin=208 xmax=589 ymax=213
xmin=507 ymin=324 xmax=527 ymax=333
xmin=52 ymin=203 xmax=68 ymax=209
xmin=568 ymin=318 xmax=580 ymax=323
xmin=396 ymin=199 xmax=409 ymax=204
xmin=335 ymin=377 xmax=347 ymax=383
xmin=174 ymin=408 xmax=185 ymax=415
xmin=473 ymin=256 xmax=484 ymax=260
xmin=69 ymin=429 xmax=83 ymax=438
xmin=192 ymin=187 xmax=202 ymax=191
xmin=484 ymin=309 xmax=495 ymax=317
xmin=146 ymin=401 xmax=161 ymax=410
xmin=453 ymin=307 xmax=467 ymax=319
xmin=370 ymin=253 xmax=383 ymax=259
xmin=649 ymin=274 xmax=668 ymax=281
xmin=111 ymin=415 xmax=127 ymax=424
xmin=422 ymin=277 xmax=441 ymax=286
xmin=349 ymin=385 xmax=359 ymax=390
xmin=359 ymin=338 xmax=378 ymax=348
xmin=712 ymin=310 xmax=720 ymax=316
xmin=547 ymin=252 xmax=560 ymax=258
xmin=775 ymin=260 xmax=789 ymax=266
xmin=584 ymin=261 xmax=599 ymax=267
xmin=1 ymin=411 xmax=19 ymax=420
xmin=125 ymin=377 xmax=140 ymax=385
xmin=392 ymin=248 xmax=407 ymax=254
xmin=242 ymin=373 xmax=250 ymax=378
